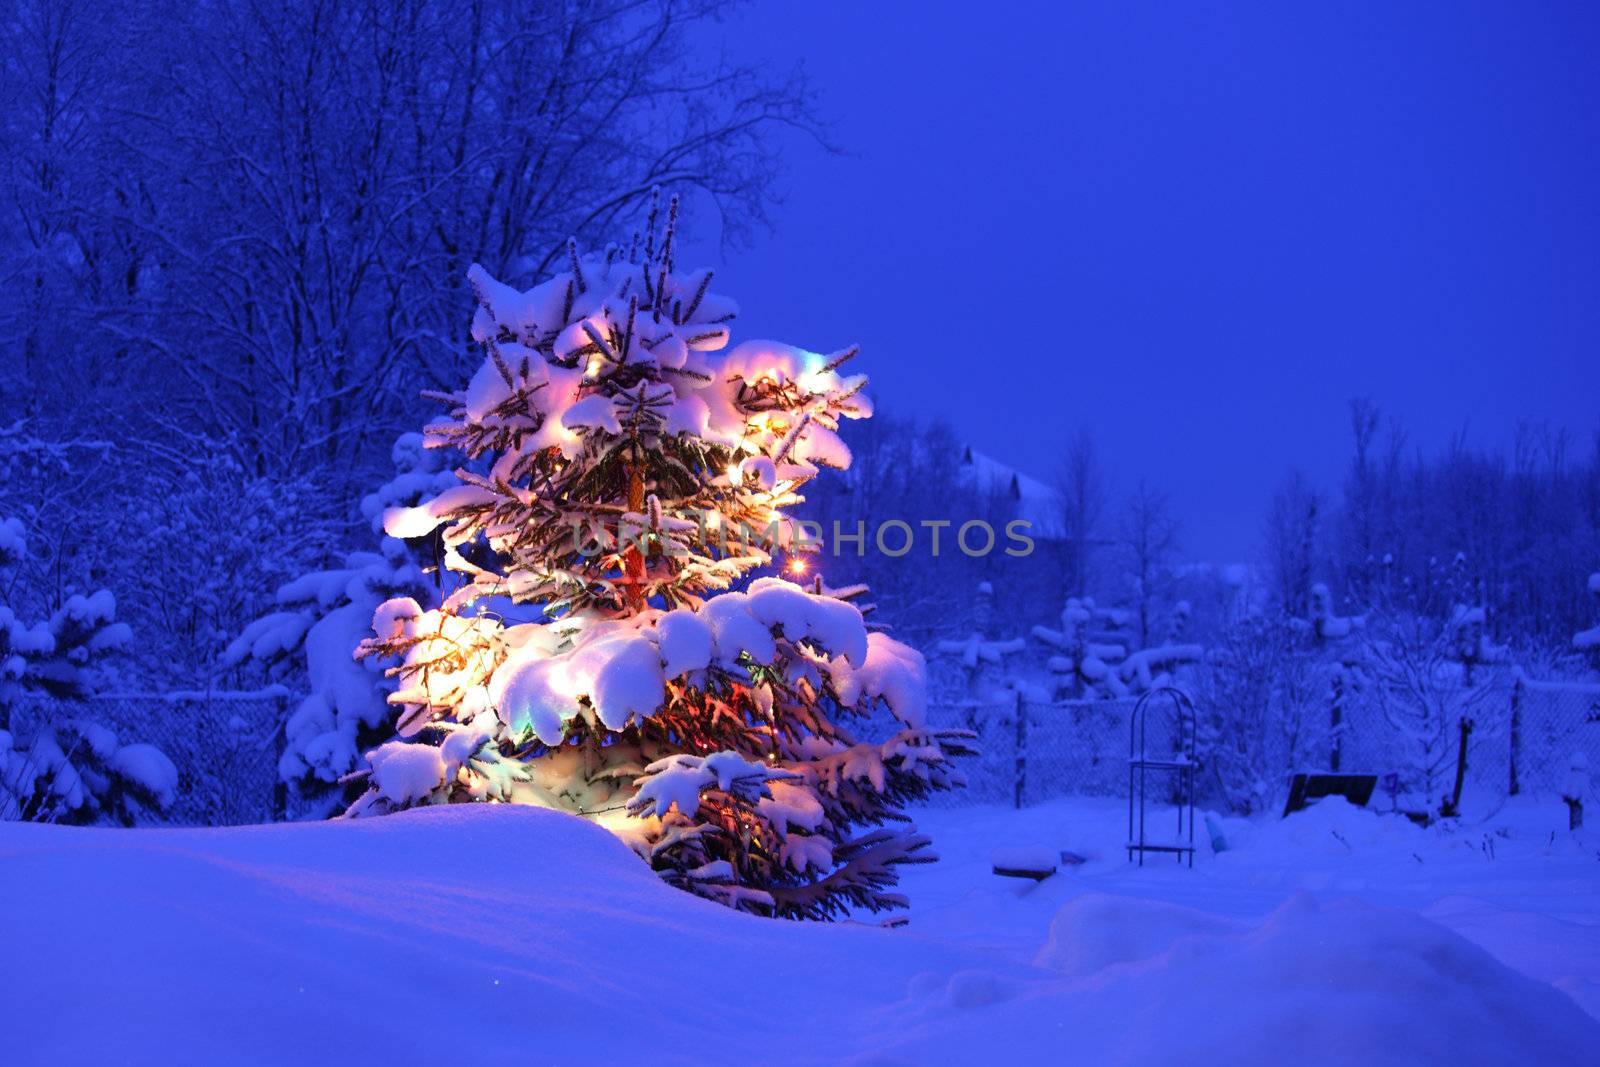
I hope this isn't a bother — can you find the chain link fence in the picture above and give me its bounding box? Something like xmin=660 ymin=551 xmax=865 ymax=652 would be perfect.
xmin=907 ymin=697 xmax=1137 ymax=808
xmin=1510 ymin=677 xmax=1600 ymax=801
xmin=6 ymin=689 xmax=290 ymax=826
xmin=919 ymin=676 xmax=1600 ymax=810
xmin=8 ymin=675 xmax=1597 ymax=822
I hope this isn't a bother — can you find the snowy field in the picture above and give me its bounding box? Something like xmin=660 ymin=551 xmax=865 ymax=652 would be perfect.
xmin=3 ymin=797 xmax=1598 ymax=1065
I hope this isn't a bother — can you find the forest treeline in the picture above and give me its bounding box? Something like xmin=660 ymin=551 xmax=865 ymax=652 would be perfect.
xmin=0 ymin=1 xmax=1594 ymax=692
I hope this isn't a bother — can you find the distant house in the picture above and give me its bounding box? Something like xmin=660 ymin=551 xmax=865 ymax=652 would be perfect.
xmin=957 ymin=446 xmax=1065 ymax=540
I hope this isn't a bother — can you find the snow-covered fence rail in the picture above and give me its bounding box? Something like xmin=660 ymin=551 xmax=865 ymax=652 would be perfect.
xmin=8 ymin=688 xmax=292 ymax=826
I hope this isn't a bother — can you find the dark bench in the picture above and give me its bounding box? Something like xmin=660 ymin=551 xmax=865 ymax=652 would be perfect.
xmin=1283 ymin=773 xmax=1377 ymax=817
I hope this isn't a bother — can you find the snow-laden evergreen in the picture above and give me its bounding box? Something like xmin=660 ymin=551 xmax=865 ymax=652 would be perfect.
xmin=1029 ymin=595 xmax=1201 ymax=700
xmin=348 ymin=201 xmax=972 ymax=917
xmin=0 ymin=515 xmax=174 ymax=824
xmin=936 ymin=583 xmax=1025 ymax=703
xmin=225 ymin=435 xmax=456 ymax=815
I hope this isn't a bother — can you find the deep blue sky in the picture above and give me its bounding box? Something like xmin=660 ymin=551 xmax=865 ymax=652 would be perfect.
xmin=683 ymin=2 xmax=1600 ymax=561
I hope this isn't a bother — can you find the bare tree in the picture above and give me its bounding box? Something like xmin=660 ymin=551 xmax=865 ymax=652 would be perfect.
xmin=1119 ymin=479 xmax=1179 ymax=648
xmin=1055 ymin=428 xmax=1104 ymax=599
xmin=1263 ymin=468 xmax=1323 ymax=617
xmin=0 ymin=0 xmax=152 ymax=417
xmin=6 ymin=0 xmax=823 ymax=492
xmin=1194 ymin=615 xmax=1326 ymax=814
xmin=1327 ymin=401 xmax=1600 ymax=654
xmin=0 ymin=0 xmax=825 ymax=688
xmin=1357 ymin=604 xmax=1501 ymax=816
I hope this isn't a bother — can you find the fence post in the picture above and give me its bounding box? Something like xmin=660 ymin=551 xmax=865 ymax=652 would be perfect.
xmin=1508 ymin=675 xmax=1522 ymax=798
xmin=1012 ymin=688 xmax=1026 ymax=810
xmin=1329 ymin=673 xmax=1343 ymax=772
xmin=271 ymin=692 xmax=289 ymax=822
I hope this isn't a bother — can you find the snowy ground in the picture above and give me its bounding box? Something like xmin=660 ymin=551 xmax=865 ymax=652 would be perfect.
xmin=916 ymin=795 xmax=1600 ymax=1013
xmin=3 ymin=796 xmax=1598 ymax=1065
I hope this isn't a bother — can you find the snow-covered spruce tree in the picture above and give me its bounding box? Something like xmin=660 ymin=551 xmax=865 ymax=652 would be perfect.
xmin=1031 ymin=597 xmax=1124 ymax=699
xmin=349 ymin=205 xmax=972 ymax=918
xmin=1290 ymin=581 xmax=1365 ymax=771
xmin=226 ymin=434 xmax=456 ymax=816
xmin=935 ymin=582 xmax=1024 ymax=704
xmin=0 ymin=516 xmax=176 ymax=824
xmin=1029 ymin=595 xmax=1201 ymax=700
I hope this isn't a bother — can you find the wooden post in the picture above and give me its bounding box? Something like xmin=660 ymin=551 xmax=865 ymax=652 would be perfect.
xmin=1442 ymin=715 xmax=1474 ymax=818
xmin=1012 ymin=688 xmax=1027 ymax=810
xmin=272 ymin=693 xmax=289 ymax=822
xmin=1508 ymin=676 xmax=1522 ymax=797
xmin=1329 ymin=673 xmax=1343 ymax=772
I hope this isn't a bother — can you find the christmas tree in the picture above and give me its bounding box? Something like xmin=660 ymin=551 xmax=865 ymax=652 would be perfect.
xmin=348 ymin=198 xmax=972 ymax=918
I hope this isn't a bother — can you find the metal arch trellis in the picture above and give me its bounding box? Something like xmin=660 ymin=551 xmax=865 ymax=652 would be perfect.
xmin=1127 ymin=685 xmax=1197 ymax=868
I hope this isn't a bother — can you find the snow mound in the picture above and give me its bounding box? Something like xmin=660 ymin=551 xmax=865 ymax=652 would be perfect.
xmin=3 ymin=808 xmax=1595 ymax=1065
xmin=1220 ymin=795 xmax=1425 ymax=857
xmin=1005 ymin=893 xmax=1597 ymax=1065
xmin=1035 ymin=893 xmax=1244 ymax=976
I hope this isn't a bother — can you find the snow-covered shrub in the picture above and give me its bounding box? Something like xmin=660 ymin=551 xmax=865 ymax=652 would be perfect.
xmin=1030 ymin=596 xmax=1202 ymax=700
xmin=1 ymin=720 xmax=177 ymax=825
xmin=1356 ymin=601 xmax=1506 ymax=816
xmin=0 ymin=516 xmax=175 ymax=824
xmin=226 ymin=434 xmax=455 ymax=816
xmin=122 ymin=449 xmax=342 ymax=686
xmin=1193 ymin=615 xmax=1327 ymax=814
xmin=347 ymin=202 xmax=973 ymax=917
xmin=1575 ymin=570 xmax=1600 ymax=672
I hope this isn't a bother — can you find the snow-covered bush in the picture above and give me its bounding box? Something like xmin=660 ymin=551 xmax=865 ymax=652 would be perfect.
xmin=1575 ymin=570 xmax=1600 ymax=671
xmin=1357 ymin=600 xmax=1506 ymax=817
xmin=1193 ymin=614 xmax=1327 ymax=814
xmin=1 ymin=721 xmax=177 ymax=825
xmin=347 ymin=202 xmax=973 ymax=917
xmin=1030 ymin=596 xmax=1202 ymax=700
xmin=0 ymin=515 xmax=175 ymax=824
xmin=226 ymin=434 xmax=455 ymax=816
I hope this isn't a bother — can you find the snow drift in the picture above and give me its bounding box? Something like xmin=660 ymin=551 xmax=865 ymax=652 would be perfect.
xmin=2 ymin=807 xmax=1595 ymax=1065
